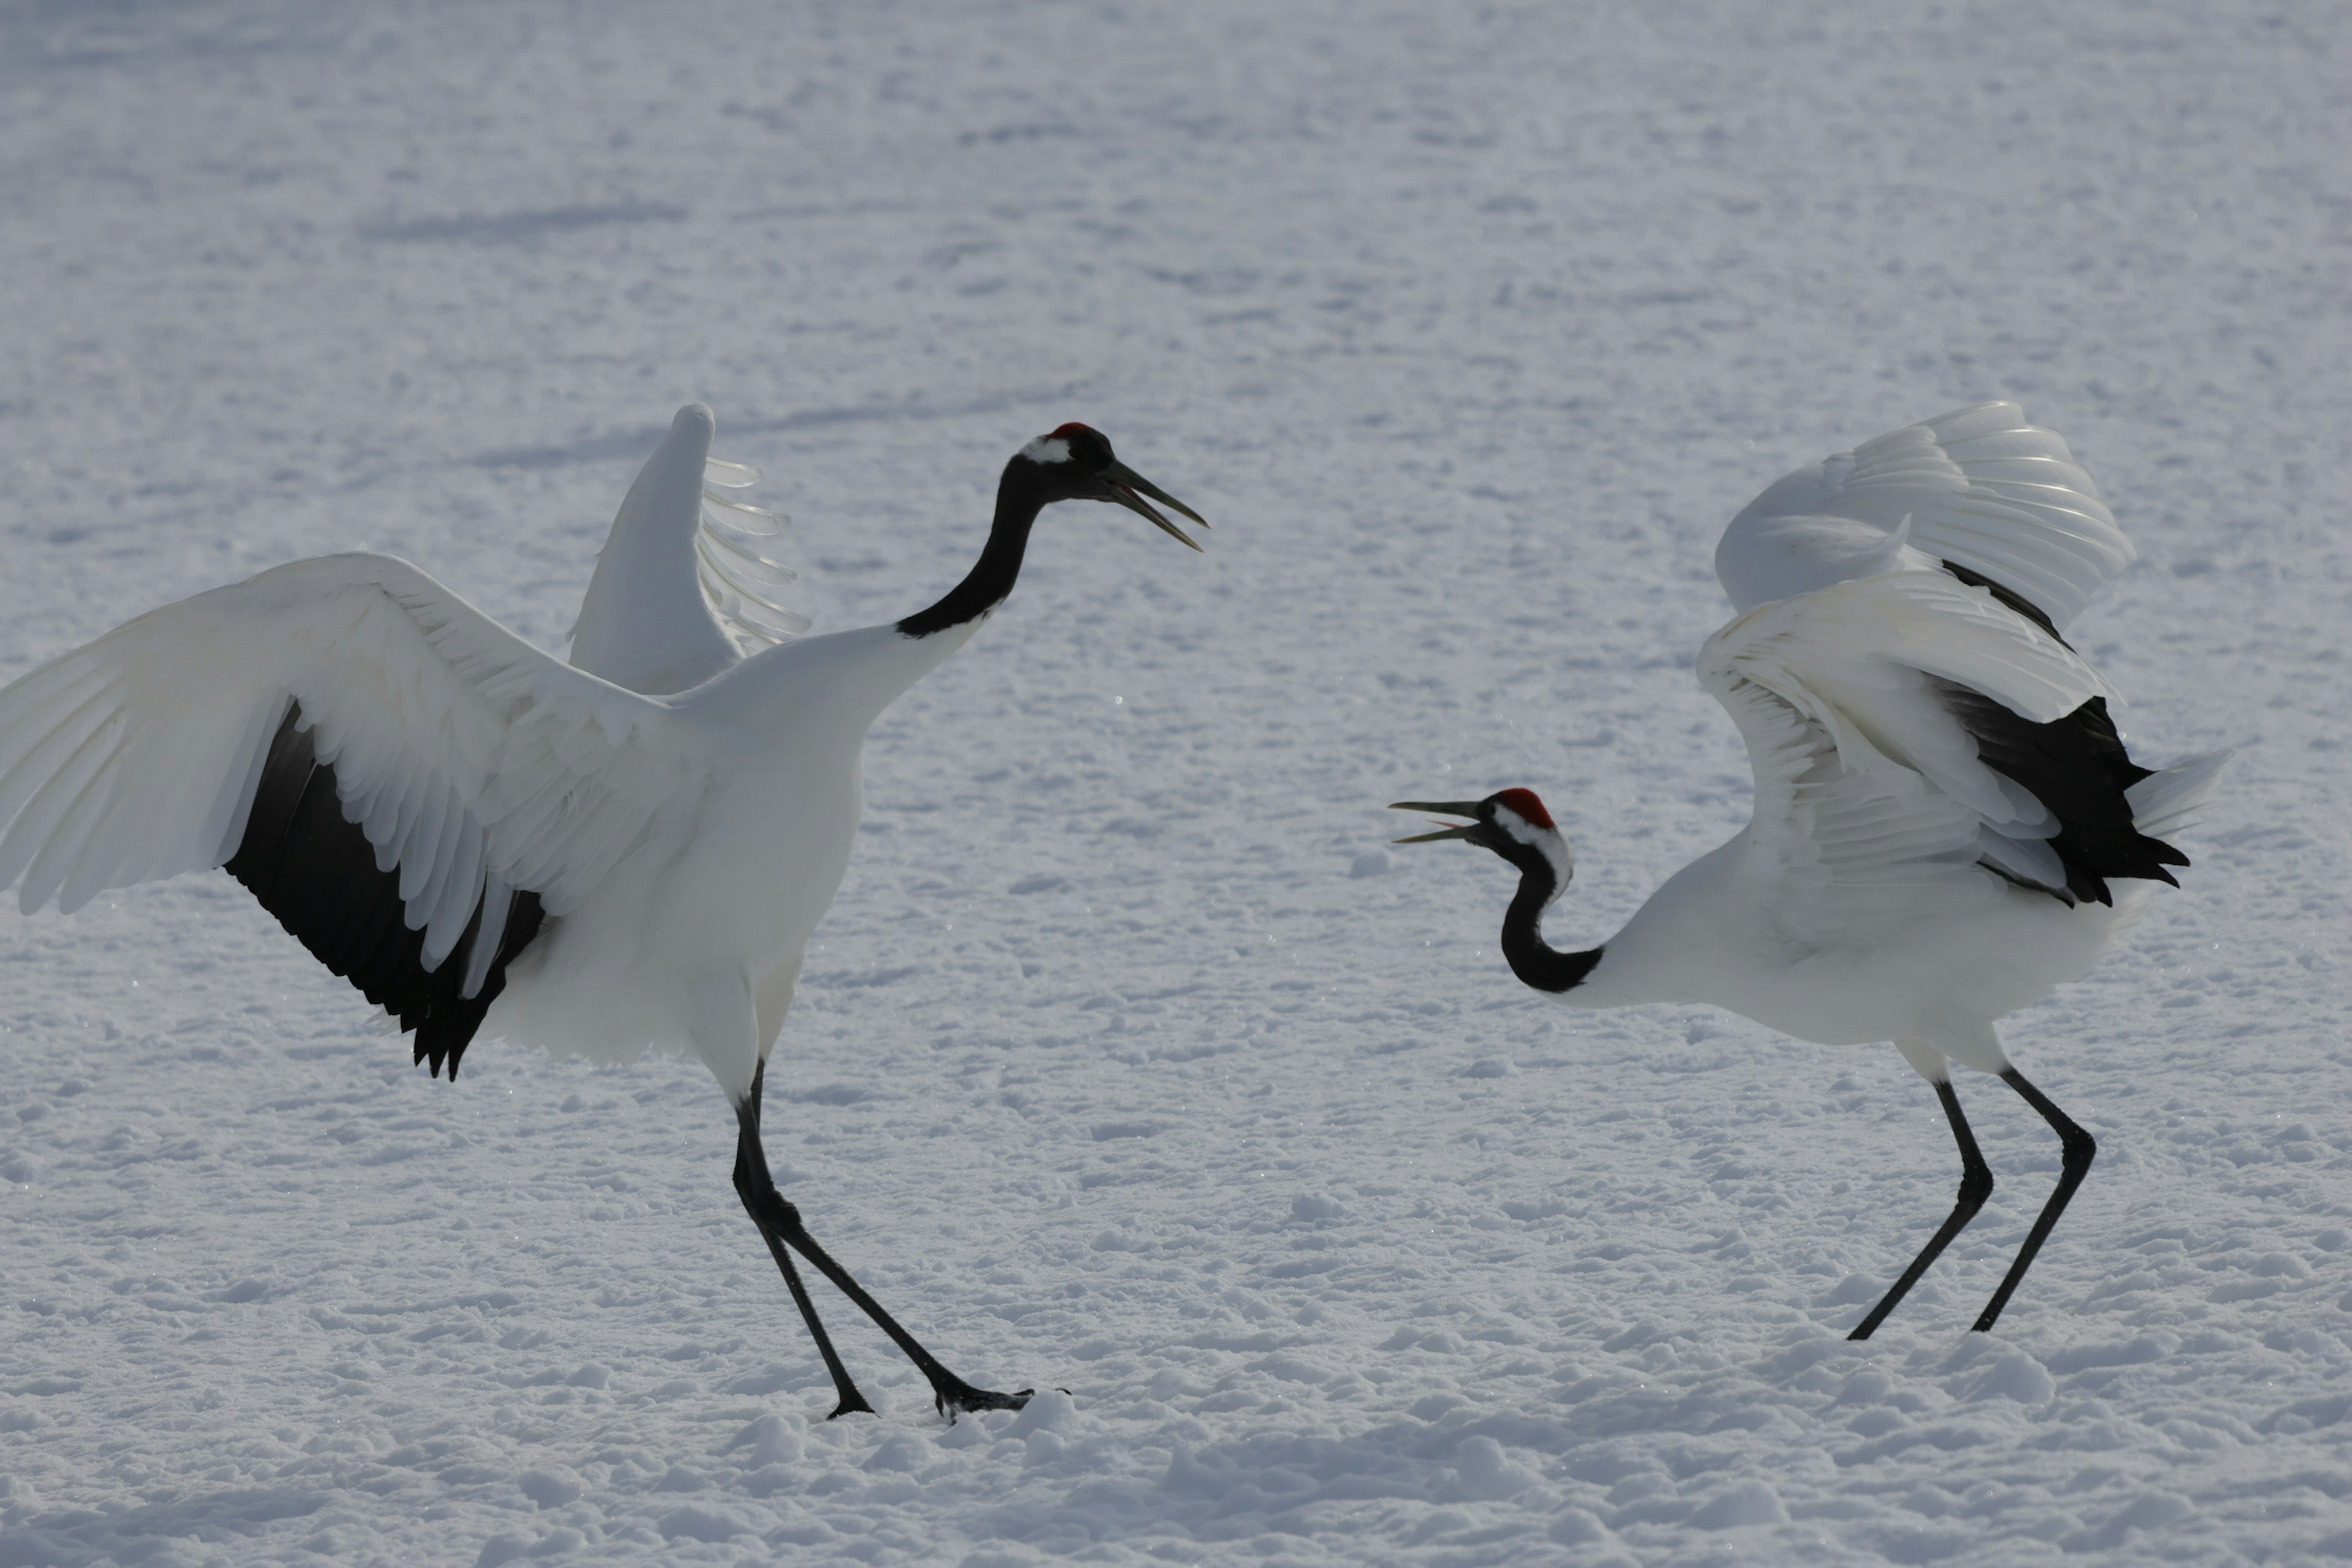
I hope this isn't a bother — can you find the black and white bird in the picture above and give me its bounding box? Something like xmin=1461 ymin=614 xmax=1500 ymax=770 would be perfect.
xmin=1394 ymin=403 xmax=2226 ymax=1339
xmin=0 ymin=416 xmax=1205 ymax=1417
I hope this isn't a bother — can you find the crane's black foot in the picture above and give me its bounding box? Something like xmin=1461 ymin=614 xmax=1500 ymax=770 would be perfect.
xmin=826 ymin=1388 xmax=878 ymax=1420
xmin=933 ymin=1378 xmax=1033 ymax=1420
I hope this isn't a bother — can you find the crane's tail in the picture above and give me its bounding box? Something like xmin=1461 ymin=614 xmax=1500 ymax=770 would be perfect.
xmin=2126 ymin=749 xmax=2232 ymax=848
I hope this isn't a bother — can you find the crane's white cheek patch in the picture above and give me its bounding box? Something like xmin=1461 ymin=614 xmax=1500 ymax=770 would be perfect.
xmin=1020 ymin=437 xmax=1073 ymax=466
xmin=1496 ymin=807 xmax=1576 ymax=897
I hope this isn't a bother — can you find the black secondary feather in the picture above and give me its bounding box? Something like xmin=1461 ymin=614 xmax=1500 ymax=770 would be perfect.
xmin=1944 ymin=560 xmax=2070 ymax=647
xmin=223 ymin=703 xmax=544 ymax=1078
xmin=1936 ymin=681 xmax=2187 ymax=907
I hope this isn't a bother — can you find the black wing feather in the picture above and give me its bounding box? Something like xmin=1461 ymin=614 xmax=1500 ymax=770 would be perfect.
xmin=1943 ymin=561 xmax=2070 ymax=647
xmin=223 ymin=703 xmax=545 ymax=1078
xmin=1933 ymin=560 xmax=2187 ymax=907
xmin=1934 ymin=682 xmax=2186 ymax=907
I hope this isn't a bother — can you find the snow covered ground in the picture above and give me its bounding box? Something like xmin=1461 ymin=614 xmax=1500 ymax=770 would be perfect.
xmin=2 ymin=1 xmax=2347 ymax=1562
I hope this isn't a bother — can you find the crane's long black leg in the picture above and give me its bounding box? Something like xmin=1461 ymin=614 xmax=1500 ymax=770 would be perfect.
xmin=1849 ymin=1079 xmax=1994 ymax=1341
xmin=773 ymin=1218 xmax=1032 ymax=1418
xmin=1972 ymin=1067 xmax=2096 ymax=1333
xmin=734 ymin=1064 xmax=1031 ymax=1419
xmin=734 ymin=1065 xmax=874 ymax=1419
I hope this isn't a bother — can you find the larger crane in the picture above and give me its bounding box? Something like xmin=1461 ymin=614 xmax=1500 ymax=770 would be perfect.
xmin=0 ymin=418 xmax=1204 ymax=1417
xmin=1395 ymin=404 xmax=2225 ymax=1338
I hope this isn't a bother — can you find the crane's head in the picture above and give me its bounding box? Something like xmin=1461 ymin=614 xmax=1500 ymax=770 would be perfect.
xmin=1390 ymin=788 xmax=1575 ymax=906
xmin=1014 ymin=423 xmax=1208 ymax=550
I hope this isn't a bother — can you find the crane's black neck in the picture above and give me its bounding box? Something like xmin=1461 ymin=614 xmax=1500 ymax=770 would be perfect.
xmin=1498 ymin=851 xmax=1602 ymax=994
xmin=895 ymin=462 xmax=1054 ymax=639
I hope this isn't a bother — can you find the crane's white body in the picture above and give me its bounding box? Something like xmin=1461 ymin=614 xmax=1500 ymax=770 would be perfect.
xmin=499 ymin=617 xmax=979 ymax=1095
xmin=538 ymin=402 xmax=849 ymax=1083
xmin=1574 ymin=830 xmax=2130 ymax=1069
xmin=1550 ymin=404 xmax=2225 ymax=1077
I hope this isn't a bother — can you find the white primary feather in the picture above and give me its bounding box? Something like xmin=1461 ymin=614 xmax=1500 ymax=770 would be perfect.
xmin=2124 ymin=748 xmax=2231 ymax=844
xmin=1717 ymin=402 xmax=2133 ymax=630
xmin=0 ymin=554 xmax=711 ymax=940
xmin=695 ymin=478 xmax=806 ymax=654
xmin=568 ymin=402 xmax=807 ymax=696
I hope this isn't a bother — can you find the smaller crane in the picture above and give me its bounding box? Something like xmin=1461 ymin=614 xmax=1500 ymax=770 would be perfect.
xmin=1395 ymin=405 xmax=2226 ymax=1337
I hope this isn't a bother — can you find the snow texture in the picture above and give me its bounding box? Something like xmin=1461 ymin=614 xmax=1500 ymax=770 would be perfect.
xmin=1 ymin=1 xmax=2346 ymax=1563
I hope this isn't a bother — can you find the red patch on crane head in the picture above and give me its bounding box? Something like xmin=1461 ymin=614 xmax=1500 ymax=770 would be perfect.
xmin=1047 ymin=421 xmax=1099 ymax=442
xmin=1493 ymin=788 xmax=1555 ymax=829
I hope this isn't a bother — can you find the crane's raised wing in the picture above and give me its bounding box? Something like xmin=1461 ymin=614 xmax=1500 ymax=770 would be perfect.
xmin=1716 ymin=403 xmax=2134 ymax=633
xmin=1699 ymin=570 xmax=2131 ymax=948
xmin=0 ymin=554 xmax=712 ymax=1073
xmin=568 ymin=404 xmax=806 ymax=696
xmin=694 ymin=454 xmax=807 ymax=654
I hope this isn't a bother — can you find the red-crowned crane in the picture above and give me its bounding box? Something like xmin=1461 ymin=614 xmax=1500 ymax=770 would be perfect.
xmin=0 ymin=418 xmax=1204 ymax=1417
xmin=1394 ymin=404 xmax=2226 ymax=1339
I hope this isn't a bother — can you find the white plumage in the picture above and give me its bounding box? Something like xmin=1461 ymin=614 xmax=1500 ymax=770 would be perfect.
xmin=1398 ymin=402 xmax=2226 ymax=1338
xmin=1713 ymin=401 xmax=2135 ymax=628
xmin=0 ymin=553 xmax=696 ymax=939
xmin=568 ymin=401 xmax=807 ymax=695
xmin=0 ymin=407 xmax=1205 ymax=1417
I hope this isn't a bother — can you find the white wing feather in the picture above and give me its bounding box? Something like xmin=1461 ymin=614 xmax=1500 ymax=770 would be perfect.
xmin=1717 ymin=402 xmax=2133 ymax=631
xmin=1699 ymin=570 xmax=2117 ymax=943
xmin=695 ymin=463 xmax=807 ymax=655
xmin=567 ymin=404 xmax=805 ymax=697
xmin=0 ymin=555 xmax=710 ymax=948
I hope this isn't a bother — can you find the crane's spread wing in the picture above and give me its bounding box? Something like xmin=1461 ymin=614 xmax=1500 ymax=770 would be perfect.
xmin=1699 ymin=570 xmax=2133 ymax=944
xmin=0 ymin=554 xmax=712 ymax=1072
xmin=1716 ymin=402 xmax=2134 ymax=633
xmin=567 ymin=404 xmax=806 ymax=697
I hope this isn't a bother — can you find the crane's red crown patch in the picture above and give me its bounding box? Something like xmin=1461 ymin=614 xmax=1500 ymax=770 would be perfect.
xmin=1493 ymin=788 xmax=1555 ymax=829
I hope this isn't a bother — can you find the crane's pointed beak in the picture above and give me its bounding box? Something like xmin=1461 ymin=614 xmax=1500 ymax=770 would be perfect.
xmin=1389 ymin=801 xmax=1483 ymax=843
xmin=1101 ymin=459 xmax=1207 ymax=551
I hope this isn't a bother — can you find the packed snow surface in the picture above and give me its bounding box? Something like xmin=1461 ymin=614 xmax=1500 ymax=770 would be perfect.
xmin=2 ymin=2 xmax=2347 ymax=1563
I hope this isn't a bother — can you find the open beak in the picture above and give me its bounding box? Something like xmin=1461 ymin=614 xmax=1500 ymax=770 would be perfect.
xmin=1389 ymin=801 xmax=1484 ymax=843
xmin=1101 ymin=459 xmax=1208 ymax=551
